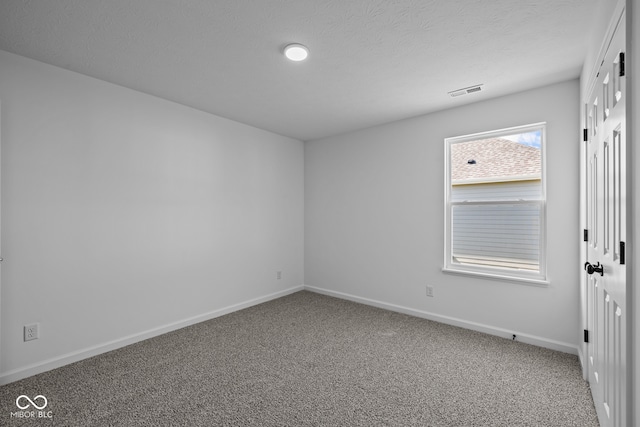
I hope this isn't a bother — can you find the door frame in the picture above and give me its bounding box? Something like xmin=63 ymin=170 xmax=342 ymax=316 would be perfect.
xmin=0 ymin=100 xmax=2 ymax=375
xmin=579 ymin=0 xmax=626 ymax=381
xmin=580 ymin=1 xmax=635 ymax=424
xmin=627 ymin=1 xmax=639 ymax=424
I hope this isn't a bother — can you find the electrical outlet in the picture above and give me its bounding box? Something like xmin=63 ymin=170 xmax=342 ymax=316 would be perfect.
xmin=276 ymin=271 xmax=282 ymax=280
xmin=426 ymin=285 xmax=434 ymax=297
xmin=24 ymin=323 xmax=39 ymax=342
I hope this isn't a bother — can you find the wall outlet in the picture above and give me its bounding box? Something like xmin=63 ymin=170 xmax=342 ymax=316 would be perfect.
xmin=24 ymin=323 xmax=39 ymax=342
xmin=426 ymin=285 xmax=434 ymax=297
xmin=276 ymin=271 xmax=282 ymax=280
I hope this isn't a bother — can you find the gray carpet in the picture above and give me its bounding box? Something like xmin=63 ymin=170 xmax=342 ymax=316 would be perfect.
xmin=1 ymin=291 xmax=598 ymax=426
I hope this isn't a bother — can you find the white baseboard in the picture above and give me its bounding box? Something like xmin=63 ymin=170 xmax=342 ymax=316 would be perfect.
xmin=304 ymin=285 xmax=579 ymax=356
xmin=0 ymin=285 xmax=304 ymax=385
xmin=2 ymin=284 xmax=579 ymax=385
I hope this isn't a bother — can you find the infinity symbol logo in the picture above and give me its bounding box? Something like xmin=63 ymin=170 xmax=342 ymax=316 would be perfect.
xmin=16 ymin=395 xmax=48 ymax=410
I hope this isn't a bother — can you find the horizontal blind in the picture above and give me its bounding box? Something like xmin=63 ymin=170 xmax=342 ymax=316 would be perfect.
xmin=451 ymin=201 xmax=541 ymax=270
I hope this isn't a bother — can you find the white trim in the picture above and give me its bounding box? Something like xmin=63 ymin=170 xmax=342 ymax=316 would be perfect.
xmin=444 ymin=123 xmax=548 ymax=282
xmin=444 ymin=122 xmax=547 ymax=144
xmin=0 ymin=101 xmax=2 ymax=377
xmin=442 ymin=267 xmax=550 ymax=287
xmin=304 ymin=285 xmax=577 ymax=355
xmin=629 ymin=1 xmax=640 ymax=424
xmin=0 ymin=285 xmax=304 ymax=385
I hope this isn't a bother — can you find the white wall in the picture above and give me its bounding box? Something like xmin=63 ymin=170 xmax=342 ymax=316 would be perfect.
xmin=305 ymin=80 xmax=580 ymax=351
xmin=0 ymin=50 xmax=304 ymax=382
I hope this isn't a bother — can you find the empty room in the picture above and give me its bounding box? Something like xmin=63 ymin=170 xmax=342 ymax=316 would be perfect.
xmin=0 ymin=1 xmax=638 ymax=426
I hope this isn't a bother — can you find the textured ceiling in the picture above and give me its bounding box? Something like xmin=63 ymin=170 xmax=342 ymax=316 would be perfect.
xmin=0 ymin=0 xmax=597 ymax=141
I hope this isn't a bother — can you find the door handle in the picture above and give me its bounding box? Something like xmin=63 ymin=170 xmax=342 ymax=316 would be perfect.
xmin=584 ymin=262 xmax=604 ymax=276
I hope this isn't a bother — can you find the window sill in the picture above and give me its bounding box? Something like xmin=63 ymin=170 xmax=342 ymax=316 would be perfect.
xmin=442 ymin=267 xmax=550 ymax=287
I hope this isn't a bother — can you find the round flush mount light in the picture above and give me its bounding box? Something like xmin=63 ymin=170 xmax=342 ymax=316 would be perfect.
xmin=284 ymin=43 xmax=309 ymax=61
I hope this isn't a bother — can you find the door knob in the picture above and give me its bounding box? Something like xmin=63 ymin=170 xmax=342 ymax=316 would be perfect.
xmin=584 ymin=262 xmax=604 ymax=276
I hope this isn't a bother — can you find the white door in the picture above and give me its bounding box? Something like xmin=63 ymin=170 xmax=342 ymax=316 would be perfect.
xmin=584 ymin=10 xmax=626 ymax=427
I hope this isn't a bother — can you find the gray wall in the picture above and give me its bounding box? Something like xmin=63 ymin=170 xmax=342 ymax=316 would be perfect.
xmin=0 ymin=51 xmax=304 ymax=382
xmin=305 ymin=80 xmax=580 ymax=350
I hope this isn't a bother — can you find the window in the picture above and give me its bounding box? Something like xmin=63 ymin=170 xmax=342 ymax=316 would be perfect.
xmin=444 ymin=123 xmax=547 ymax=284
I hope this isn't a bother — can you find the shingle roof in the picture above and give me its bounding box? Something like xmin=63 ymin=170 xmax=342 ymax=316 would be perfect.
xmin=451 ymin=138 xmax=541 ymax=183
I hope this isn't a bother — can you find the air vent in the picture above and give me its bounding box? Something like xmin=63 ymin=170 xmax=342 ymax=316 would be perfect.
xmin=448 ymin=84 xmax=484 ymax=98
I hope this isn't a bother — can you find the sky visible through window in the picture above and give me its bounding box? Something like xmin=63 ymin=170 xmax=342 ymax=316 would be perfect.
xmin=502 ymin=130 xmax=542 ymax=149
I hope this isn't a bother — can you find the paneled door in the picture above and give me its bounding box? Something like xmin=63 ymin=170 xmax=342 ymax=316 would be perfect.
xmin=584 ymin=9 xmax=626 ymax=427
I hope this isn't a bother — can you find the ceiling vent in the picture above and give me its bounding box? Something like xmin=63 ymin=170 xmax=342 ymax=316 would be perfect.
xmin=448 ymin=84 xmax=484 ymax=98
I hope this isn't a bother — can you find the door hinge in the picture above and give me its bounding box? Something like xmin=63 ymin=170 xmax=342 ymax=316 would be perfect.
xmin=583 ymin=229 xmax=588 ymax=242
xmin=620 ymin=241 xmax=625 ymax=265
xmin=584 ymin=329 xmax=589 ymax=343
xmin=619 ymin=52 xmax=625 ymax=77
xmin=583 ymin=128 xmax=588 ymax=142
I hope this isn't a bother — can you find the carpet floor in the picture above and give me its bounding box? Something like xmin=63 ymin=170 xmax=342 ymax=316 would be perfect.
xmin=0 ymin=290 xmax=598 ymax=426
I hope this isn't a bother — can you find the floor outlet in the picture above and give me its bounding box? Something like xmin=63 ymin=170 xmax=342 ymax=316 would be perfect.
xmin=24 ymin=323 xmax=39 ymax=342
xmin=426 ymin=285 xmax=434 ymax=297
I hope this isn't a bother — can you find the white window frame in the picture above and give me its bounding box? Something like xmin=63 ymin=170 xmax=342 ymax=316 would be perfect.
xmin=443 ymin=123 xmax=548 ymax=286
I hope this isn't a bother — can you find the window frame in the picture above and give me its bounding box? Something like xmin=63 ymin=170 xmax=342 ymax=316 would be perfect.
xmin=443 ymin=122 xmax=548 ymax=286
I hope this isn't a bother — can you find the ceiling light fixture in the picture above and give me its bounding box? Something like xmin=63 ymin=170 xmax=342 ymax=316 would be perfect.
xmin=284 ymin=43 xmax=309 ymax=61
